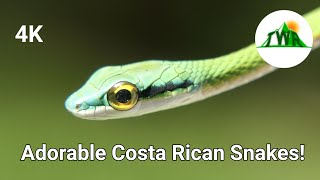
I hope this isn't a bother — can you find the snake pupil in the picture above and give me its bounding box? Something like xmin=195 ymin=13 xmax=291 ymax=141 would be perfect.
xmin=115 ymin=89 xmax=132 ymax=103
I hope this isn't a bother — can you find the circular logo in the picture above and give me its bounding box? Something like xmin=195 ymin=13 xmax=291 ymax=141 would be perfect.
xmin=255 ymin=10 xmax=313 ymax=68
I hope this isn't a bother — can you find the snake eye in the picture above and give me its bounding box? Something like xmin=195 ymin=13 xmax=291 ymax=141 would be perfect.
xmin=107 ymin=81 xmax=139 ymax=111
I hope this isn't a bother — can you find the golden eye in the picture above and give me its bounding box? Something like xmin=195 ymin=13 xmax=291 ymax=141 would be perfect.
xmin=107 ymin=81 xmax=139 ymax=111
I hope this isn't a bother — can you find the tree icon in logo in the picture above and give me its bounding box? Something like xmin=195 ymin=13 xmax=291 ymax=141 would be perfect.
xmin=258 ymin=22 xmax=310 ymax=48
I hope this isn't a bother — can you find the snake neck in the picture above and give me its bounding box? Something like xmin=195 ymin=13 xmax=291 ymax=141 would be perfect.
xmin=170 ymin=45 xmax=274 ymax=99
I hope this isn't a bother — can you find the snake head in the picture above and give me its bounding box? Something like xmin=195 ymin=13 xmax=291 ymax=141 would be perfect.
xmin=65 ymin=60 xmax=196 ymax=120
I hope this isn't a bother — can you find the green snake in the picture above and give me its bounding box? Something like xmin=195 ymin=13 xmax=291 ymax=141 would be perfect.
xmin=65 ymin=7 xmax=320 ymax=120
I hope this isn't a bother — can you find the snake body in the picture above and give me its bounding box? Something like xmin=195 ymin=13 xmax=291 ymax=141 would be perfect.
xmin=65 ymin=8 xmax=320 ymax=120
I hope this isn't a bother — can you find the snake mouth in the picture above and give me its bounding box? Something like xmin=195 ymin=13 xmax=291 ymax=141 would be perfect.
xmin=67 ymin=101 xmax=143 ymax=120
xmin=68 ymin=106 xmax=98 ymax=120
xmin=68 ymin=106 xmax=114 ymax=120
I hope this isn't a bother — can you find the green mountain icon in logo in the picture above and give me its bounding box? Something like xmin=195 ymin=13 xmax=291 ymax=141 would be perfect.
xmin=258 ymin=22 xmax=311 ymax=48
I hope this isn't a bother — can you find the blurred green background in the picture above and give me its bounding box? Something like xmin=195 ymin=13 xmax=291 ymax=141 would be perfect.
xmin=1 ymin=0 xmax=319 ymax=179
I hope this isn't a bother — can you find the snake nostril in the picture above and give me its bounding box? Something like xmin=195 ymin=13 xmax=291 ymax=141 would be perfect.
xmin=75 ymin=104 xmax=81 ymax=109
xmin=65 ymin=93 xmax=83 ymax=113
